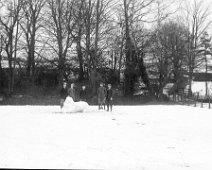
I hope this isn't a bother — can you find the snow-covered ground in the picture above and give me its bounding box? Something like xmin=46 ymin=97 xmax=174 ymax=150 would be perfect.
xmin=0 ymin=105 xmax=212 ymax=170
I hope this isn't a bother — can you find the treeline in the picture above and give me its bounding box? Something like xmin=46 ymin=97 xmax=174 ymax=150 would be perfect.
xmin=0 ymin=0 xmax=212 ymax=99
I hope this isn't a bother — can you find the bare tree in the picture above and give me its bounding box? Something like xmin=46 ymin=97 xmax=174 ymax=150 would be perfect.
xmin=82 ymin=0 xmax=112 ymax=93
xmin=44 ymin=0 xmax=76 ymax=87
xmin=72 ymin=0 xmax=85 ymax=81
xmin=182 ymin=0 xmax=212 ymax=95
xmin=19 ymin=0 xmax=46 ymax=84
xmin=150 ymin=0 xmax=183 ymax=99
xmin=120 ymin=0 xmax=156 ymax=96
xmin=199 ymin=31 xmax=211 ymax=97
xmin=0 ymin=0 xmax=23 ymax=94
xmin=0 ymin=34 xmax=3 ymax=90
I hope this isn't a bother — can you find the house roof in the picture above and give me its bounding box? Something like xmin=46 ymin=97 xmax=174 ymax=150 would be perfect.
xmin=193 ymin=72 xmax=212 ymax=81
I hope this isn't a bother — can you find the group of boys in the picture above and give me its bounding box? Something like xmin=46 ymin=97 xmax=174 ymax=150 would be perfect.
xmin=60 ymin=82 xmax=113 ymax=111
xmin=59 ymin=82 xmax=75 ymax=109
xmin=97 ymin=82 xmax=113 ymax=112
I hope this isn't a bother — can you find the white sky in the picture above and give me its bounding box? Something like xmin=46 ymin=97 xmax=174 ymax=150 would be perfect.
xmin=166 ymin=0 xmax=212 ymax=35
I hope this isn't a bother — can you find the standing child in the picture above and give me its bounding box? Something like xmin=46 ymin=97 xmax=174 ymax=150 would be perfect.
xmin=97 ymin=82 xmax=106 ymax=110
xmin=103 ymin=83 xmax=107 ymax=110
xmin=79 ymin=85 xmax=87 ymax=102
xmin=106 ymin=84 xmax=113 ymax=112
xmin=68 ymin=83 xmax=76 ymax=101
xmin=60 ymin=82 xmax=68 ymax=109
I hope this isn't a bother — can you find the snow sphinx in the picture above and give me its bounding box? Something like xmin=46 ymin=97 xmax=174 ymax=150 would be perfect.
xmin=62 ymin=96 xmax=89 ymax=113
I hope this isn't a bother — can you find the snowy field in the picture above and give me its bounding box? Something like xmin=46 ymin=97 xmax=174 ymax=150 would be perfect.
xmin=0 ymin=105 xmax=212 ymax=170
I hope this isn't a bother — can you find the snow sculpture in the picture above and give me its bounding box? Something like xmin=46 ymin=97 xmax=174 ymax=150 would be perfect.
xmin=62 ymin=96 xmax=89 ymax=113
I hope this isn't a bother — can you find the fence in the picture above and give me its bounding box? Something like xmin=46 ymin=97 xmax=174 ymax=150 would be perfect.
xmin=169 ymin=91 xmax=212 ymax=109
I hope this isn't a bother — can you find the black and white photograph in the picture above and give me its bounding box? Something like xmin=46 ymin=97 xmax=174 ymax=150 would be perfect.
xmin=0 ymin=0 xmax=212 ymax=169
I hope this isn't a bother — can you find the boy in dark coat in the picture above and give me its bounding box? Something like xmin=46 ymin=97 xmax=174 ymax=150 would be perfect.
xmin=60 ymin=82 xmax=68 ymax=109
xmin=79 ymin=85 xmax=87 ymax=102
xmin=68 ymin=83 xmax=76 ymax=101
xmin=106 ymin=84 xmax=113 ymax=111
xmin=97 ymin=82 xmax=106 ymax=110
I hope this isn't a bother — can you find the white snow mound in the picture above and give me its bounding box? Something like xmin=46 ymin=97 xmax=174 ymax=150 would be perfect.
xmin=62 ymin=96 xmax=89 ymax=113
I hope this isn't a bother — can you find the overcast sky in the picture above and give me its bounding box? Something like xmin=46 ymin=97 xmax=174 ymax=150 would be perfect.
xmin=173 ymin=0 xmax=212 ymax=35
xmin=0 ymin=0 xmax=212 ymax=34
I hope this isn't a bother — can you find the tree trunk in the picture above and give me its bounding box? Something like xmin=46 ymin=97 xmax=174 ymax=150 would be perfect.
xmin=91 ymin=0 xmax=100 ymax=94
xmin=12 ymin=17 xmax=19 ymax=92
xmin=58 ymin=51 xmax=65 ymax=88
xmin=0 ymin=53 xmax=2 ymax=89
xmin=0 ymin=35 xmax=3 ymax=89
xmin=27 ymin=51 xmax=32 ymax=79
xmin=138 ymin=53 xmax=153 ymax=96
xmin=7 ymin=54 xmax=13 ymax=95
xmin=31 ymin=29 xmax=36 ymax=84
xmin=123 ymin=0 xmax=135 ymax=96
xmin=77 ymin=42 xmax=84 ymax=81
xmin=188 ymin=65 xmax=193 ymax=96
xmin=76 ymin=32 xmax=84 ymax=81
xmin=118 ymin=37 xmax=124 ymax=83
xmin=7 ymin=31 xmax=14 ymax=95
xmin=90 ymin=68 xmax=97 ymax=94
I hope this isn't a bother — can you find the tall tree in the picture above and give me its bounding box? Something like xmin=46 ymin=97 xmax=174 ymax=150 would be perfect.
xmin=83 ymin=0 xmax=111 ymax=93
xmin=73 ymin=0 xmax=85 ymax=81
xmin=182 ymin=0 xmax=212 ymax=95
xmin=20 ymin=0 xmax=46 ymax=84
xmin=0 ymin=0 xmax=23 ymax=94
xmin=0 ymin=34 xmax=3 ymax=89
xmin=150 ymin=21 xmax=189 ymax=97
xmin=45 ymin=0 xmax=76 ymax=87
xmin=121 ymin=0 xmax=155 ymax=96
xmin=199 ymin=32 xmax=211 ymax=97
xmin=148 ymin=0 xmax=179 ymax=98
